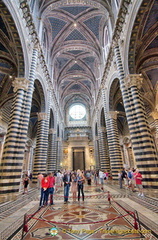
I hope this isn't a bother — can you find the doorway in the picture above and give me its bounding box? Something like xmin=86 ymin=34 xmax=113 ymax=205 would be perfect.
xmin=72 ymin=147 xmax=85 ymax=170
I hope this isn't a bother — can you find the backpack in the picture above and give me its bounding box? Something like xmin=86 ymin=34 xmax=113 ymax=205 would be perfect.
xmin=128 ymin=171 xmax=132 ymax=179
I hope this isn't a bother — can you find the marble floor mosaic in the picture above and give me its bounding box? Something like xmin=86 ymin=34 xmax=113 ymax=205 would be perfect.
xmin=22 ymin=201 xmax=150 ymax=240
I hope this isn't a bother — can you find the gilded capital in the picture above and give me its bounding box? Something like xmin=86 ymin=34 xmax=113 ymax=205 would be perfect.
xmin=12 ymin=78 xmax=29 ymax=92
xmin=150 ymin=110 xmax=158 ymax=120
xmin=37 ymin=112 xmax=47 ymax=121
xmin=124 ymin=74 xmax=143 ymax=89
xmin=108 ymin=111 xmax=118 ymax=120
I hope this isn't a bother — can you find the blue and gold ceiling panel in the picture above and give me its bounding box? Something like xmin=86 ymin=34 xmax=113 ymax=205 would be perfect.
xmin=0 ymin=42 xmax=9 ymax=53
xmin=48 ymin=17 xmax=67 ymax=40
xmin=68 ymin=63 xmax=85 ymax=72
xmin=59 ymin=6 xmax=90 ymax=16
xmin=56 ymin=57 xmax=69 ymax=69
xmin=83 ymin=16 xmax=102 ymax=39
xmin=65 ymin=29 xmax=87 ymax=41
xmin=81 ymin=80 xmax=91 ymax=89
xmin=143 ymin=1 xmax=158 ymax=35
xmin=83 ymin=56 xmax=95 ymax=70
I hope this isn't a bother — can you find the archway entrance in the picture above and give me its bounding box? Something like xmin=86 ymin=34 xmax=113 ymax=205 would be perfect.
xmin=72 ymin=147 xmax=85 ymax=171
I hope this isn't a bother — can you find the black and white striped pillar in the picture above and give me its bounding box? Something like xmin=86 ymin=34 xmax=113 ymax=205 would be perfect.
xmin=0 ymin=78 xmax=29 ymax=201
xmin=94 ymin=136 xmax=100 ymax=170
xmin=114 ymin=44 xmax=158 ymax=188
xmin=98 ymin=126 xmax=110 ymax=172
xmin=102 ymin=87 xmax=123 ymax=180
xmin=32 ymin=112 xmax=48 ymax=183
xmin=125 ymin=74 xmax=158 ymax=188
xmin=47 ymin=128 xmax=57 ymax=172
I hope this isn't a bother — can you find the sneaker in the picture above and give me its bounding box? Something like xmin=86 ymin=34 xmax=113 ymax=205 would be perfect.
xmin=138 ymin=193 xmax=141 ymax=196
xmin=141 ymin=193 xmax=144 ymax=197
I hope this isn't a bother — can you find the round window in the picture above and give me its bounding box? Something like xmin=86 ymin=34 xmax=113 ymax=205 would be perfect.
xmin=69 ymin=104 xmax=86 ymax=120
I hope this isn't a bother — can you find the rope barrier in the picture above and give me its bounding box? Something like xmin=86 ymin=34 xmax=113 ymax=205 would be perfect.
xmin=111 ymin=195 xmax=139 ymax=230
xmin=23 ymin=190 xmax=139 ymax=233
xmin=25 ymin=213 xmax=130 ymax=226
xmin=53 ymin=192 xmax=108 ymax=198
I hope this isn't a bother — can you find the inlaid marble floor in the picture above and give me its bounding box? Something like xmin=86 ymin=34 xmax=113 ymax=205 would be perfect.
xmin=23 ymin=201 xmax=148 ymax=240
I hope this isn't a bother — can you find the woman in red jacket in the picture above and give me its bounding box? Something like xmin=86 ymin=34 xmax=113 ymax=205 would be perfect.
xmin=39 ymin=173 xmax=50 ymax=208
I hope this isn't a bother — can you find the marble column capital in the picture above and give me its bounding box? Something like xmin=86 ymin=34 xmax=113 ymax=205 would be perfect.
xmin=37 ymin=112 xmax=47 ymax=121
xmin=108 ymin=111 xmax=118 ymax=120
xmin=150 ymin=110 xmax=158 ymax=120
xmin=49 ymin=128 xmax=56 ymax=134
xmin=12 ymin=78 xmax=29 ymax=92
xmin=124 ymin=74 xmax=143 ymax=89
xmin=112 ymin=40 xmax=118 ymax=49
xmin=34 ymin=41 xmax=40 ymax=51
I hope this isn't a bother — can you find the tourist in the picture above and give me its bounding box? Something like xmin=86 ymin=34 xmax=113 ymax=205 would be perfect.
xmin=71 ymin=173 xmax=77 ymax=202
xmin=37 ymin=173 xmax=43 ymax=189
xmin=99 ymin=170 xmax=104 ymax=190
xmin=77 ymin=169 xmax=85 ymax=201
xmin=22 ymin=174 xmax=29 ymax=194
xmin=134 ymin=169 xmax=144 ymax=197
xmin=48 ymin=172 xmax=55 ymax=205
xmin=63 ymin=170 xmax=71 ymax=204
xmin=39 ymin=173 xmax=50 ymax=208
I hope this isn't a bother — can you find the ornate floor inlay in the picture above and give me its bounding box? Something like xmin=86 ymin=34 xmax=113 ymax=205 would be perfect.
xmin=23 ymin=202 xmax=148 ymax=240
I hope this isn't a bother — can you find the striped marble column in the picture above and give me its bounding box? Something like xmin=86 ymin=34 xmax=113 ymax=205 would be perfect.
xmin=98 ymin=126 xmax=110 ymax=172
xmin=47 ymin=128 xmax=57 ymax=172
xmin=125 ymin=75 xmax=158 ymax=188
xmin=107 ymin=111 xmax=123 ymax=179
xmin=102 ymin=87 xmax=123 ymax=180
xmin=0 ymin=78 xmax=29 ymax=201
xmin=56 ymin=137 xmax=62 ymax=170
xmin=94 ymin=137 xmax=100 ymax=170
xmin=32 ymin=113 xmax=48 ymax=183
xmin=23 ymin=46 xmax=39 ymax=133
xmin=114 ymin=45 xmax=158 ymax=188
xmin=150 ymin=111 xmax=158 ymax=153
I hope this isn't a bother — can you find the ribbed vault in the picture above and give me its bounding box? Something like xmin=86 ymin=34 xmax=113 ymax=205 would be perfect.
xmin=39 ymin=0 xmax=114 ymax=113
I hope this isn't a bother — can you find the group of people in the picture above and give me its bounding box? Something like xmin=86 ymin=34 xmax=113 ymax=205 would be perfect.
xmin=118 ymin=168 xmax=144 ymax=196
xmin=31 ymin=167 xmax=144 ymax=208
xmin=38 ymin=169 xmax=85 ymax=207
xmin=38 ymin=172 xmax=55 ymax=208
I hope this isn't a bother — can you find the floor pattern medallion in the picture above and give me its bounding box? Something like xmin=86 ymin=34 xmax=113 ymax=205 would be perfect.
xmin=23 ymin=201 xmax=147 ymax=239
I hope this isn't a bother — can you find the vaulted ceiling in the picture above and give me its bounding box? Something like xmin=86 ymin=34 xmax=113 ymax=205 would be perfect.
xmin=39 ymin=0 xmax=114 ymax=111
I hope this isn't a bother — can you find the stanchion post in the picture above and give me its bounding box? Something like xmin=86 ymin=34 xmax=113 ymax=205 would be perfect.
xmin=135 ymin=210 xmax=141 ymax=231
xmin=21 ymin=213 xmax=28 ymax=240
